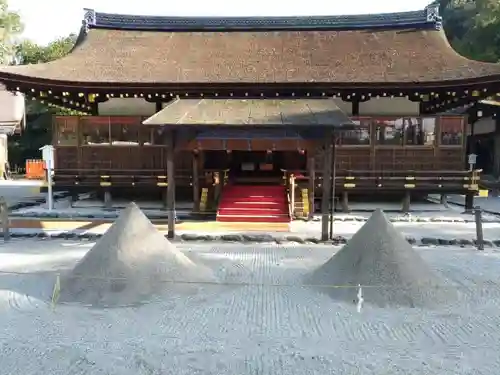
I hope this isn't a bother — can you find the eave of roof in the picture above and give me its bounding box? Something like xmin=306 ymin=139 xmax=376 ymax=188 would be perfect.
xmin=143 ymin=98 xmax=354 ymax=127
xmin=480 ymin=99 xmax=500 ymax=107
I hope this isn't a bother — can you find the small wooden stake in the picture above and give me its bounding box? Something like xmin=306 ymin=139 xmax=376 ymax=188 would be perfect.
xmin=402 ymin=191 xmax=411 ymax=213
xmin=0 ymin=197 xmax=9 ymax=241
xmin=103 ymin=190 xmax=112 ymax=209
xmin=474 ymin=206 xmax=484 ymax=251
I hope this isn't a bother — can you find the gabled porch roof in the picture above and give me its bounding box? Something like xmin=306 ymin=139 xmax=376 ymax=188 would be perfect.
xmin=142 ymin=98 xmax=355 ymax=127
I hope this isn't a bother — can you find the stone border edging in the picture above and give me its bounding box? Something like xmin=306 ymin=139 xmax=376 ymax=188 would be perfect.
xmin=307 ymin=216 xmax=500 ymax=224
xmin=8 ymin=211 xmax=500 ymax=224
xmin=4 ymin=230 xmax=496 ymax=249
xmin=7 ymin=192 xmax=70 ymax=212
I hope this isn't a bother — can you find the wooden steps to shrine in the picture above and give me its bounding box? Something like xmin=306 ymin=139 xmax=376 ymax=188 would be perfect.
xmin=216 ymin=184 xmax=290 ymax=223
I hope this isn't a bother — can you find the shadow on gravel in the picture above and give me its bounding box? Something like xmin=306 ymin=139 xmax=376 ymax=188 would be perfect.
xmin=0 ymin=270 xmax=191 ymax=310
xmin=0 ymin=270 xmax=60 ymax=303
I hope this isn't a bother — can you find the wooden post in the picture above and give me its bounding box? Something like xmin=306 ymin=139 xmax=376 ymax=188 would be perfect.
xmin=166 ymin=130 xmax=176 ymax=239
xmin=68 ymin=191 xmax=79 ymax=208
xmin=104 ymin=190 xmax=112 ymax=209
xmin=402 ymin=191 xmax=411 ymax=213
xmin=213 ymin=171 xmax=222 ymax=203
xmin=329 ymin=138 xmax=336 ymax=239
xmin=0 ymin=197 xmax=9 ymax=241
xmin=321 ymin=133 xmax=333 ymax=241
xmin=474 ymin=206 xmax=484 ymax=251
xmin=307 ymin=155 xmax=315 ymax=220
xmin=341 ymin=191 xmax=349 ymax=213
xmin=464 ymin=192 xmax=474 ymax=213
xmin=440 ymin=194 xmax=448 ymax=207
xmin=192 ymin=152 xmax=200 ymax=213
xmin=290 ymin=173 xmax=295 ymax=218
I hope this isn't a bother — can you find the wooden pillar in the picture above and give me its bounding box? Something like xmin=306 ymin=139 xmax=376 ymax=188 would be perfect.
xmin=192 ymin=152 xmax=200 ymax=213
xmin=402 ymin=191 xmax=411 ymax=213
xmin=0 ymin=197 xmax=9 ymax=241
xmin=162 ymin=190 xmax=167 ymax=209
xmin=464 ymin=192 xmax=474 ymax=213
xmin=307 ymin=155 xmax=315 ymax=220
xmin=352 ymin=100 xmax=360 ymax=116
xmin=321 ymin=133 xmax=333 ymax=241
xmin=440 ymin=194 xmax=448 ymax=207
xmin=213 ymin=171 xmax=222 ymax=203
xmin=68 ymin=191 xmax=79 ymax=208
xmin=290 ymin=173 xmax=296 ymax=218
xmin=467 ymin=116 xmax=477 ymax=163
xmin=341 ymin=191 xmax=349 ymax=213
xmin=166 ymin=129 xmax=176 ymax=239
xmin=104 ymin=190 xmax=112 ymax=209
xmin=493 ymin=118 xmax=500 ymax=178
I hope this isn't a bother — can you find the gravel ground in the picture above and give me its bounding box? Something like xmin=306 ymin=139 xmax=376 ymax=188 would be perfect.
xmin=0 ymin=240 xmax=500 ymax=374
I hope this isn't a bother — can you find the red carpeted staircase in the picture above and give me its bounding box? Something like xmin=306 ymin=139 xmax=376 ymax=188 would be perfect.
xmin=216 ymin=184 xmax=290 ymax=223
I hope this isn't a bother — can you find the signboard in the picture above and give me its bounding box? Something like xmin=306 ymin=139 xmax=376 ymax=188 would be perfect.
xmin=40 ymin=145 xmax=55 ymax=170
xmin=468 ymin=153 xmax=477 ymax=172
xmin=478 ymin=189 xmax=489 ymax=198
xmin=468 ymin=153 xmax=477 ymax=166
xmin=39 ymin=145 xmax=54 ymax=211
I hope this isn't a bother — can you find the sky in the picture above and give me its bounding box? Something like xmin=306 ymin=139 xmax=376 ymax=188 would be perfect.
xmin=10 ymin=0 xmax=433 ymax=45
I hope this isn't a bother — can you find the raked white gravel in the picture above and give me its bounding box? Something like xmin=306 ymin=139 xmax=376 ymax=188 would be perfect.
xmin=0 ymin=240 xmax=500 ymax=374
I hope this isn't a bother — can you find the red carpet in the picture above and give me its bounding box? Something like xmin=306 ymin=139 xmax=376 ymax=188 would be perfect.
xmin=216 ymin=185 xmax=290 ymax=223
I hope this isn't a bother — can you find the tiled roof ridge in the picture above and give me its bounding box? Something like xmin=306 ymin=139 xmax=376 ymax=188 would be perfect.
xmin=82 ymin=3 xmax=442 ymax=32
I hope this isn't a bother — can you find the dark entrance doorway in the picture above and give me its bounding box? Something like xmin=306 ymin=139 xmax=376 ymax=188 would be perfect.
xmin=228 ymin=151 xmax=284 ymax=181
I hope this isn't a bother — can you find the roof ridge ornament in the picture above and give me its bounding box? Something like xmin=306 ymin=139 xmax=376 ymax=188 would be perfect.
xmin=425 ymin=2 xmax=442 ymax=30
xmin=87 ymin=8 xmax=441 ymax=32
xmin=83 ymin=8 xmax=96 ymax=33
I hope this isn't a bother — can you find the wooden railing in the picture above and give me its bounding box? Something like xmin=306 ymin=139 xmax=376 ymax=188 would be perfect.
xmin=289 ymin=169 xmax=479 ymax=194
xmin=53 ymin=168 xmax=192 ymax=188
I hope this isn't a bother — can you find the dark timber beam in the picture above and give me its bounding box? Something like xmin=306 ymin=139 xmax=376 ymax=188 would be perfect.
xmin=155 ymin=101 xmax=163 ymax=112
xmin=321 ymin=131 xmax=333 ymax=241
xmin=352 ymin=100 xmax=360 ymax=116
xmin=307 ymin=154 xmax=315 ymax=220
xmin=192 ymin=151 xmax=200 ymax=213
xmin=166 ymin=129 xmax=176 ymax=239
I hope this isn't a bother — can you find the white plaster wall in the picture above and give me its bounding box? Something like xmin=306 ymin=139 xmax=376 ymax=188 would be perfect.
xmin=98 ymin=98 xmax=353 ymax=117
xmin=334 ymin=99 xmax=352 ymax=115
xmin=98 ymin=98 xmax=157 ymax=116
xmin=359 ymin=97 xmax=419 ymax=116
xmin=470 ymin=117 xmax=495 ymax=135
xmin=0 ymin=134 xmax=8 ymax=172
xmin=0 ymin=91 xmax=24 ymax=123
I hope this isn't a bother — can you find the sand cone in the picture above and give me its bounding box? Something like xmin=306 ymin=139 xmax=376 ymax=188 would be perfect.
xmin=59 ymin=202 xmax=215 ymax=306
xmin=307 ymin=209 xmax=457 ymax=308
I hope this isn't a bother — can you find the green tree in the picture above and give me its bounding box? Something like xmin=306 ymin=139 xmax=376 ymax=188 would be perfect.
xmin=0 ymin=0 xmax=23 ymax=64
xmin=15 ymin=34 xmax=76 ymax=64
xmin=441 ymin=0 xmax=500 ymax=62
xmin=15 ymin=34 xmax=77 ymax=117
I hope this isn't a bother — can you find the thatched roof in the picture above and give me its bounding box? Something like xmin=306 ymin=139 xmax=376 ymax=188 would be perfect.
xmin=0 ymin=5 xmax=499 ymax=88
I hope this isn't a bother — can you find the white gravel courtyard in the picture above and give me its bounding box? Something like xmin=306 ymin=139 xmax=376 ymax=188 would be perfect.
xmin=1 ymin=239 xmax=500 ymax=374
